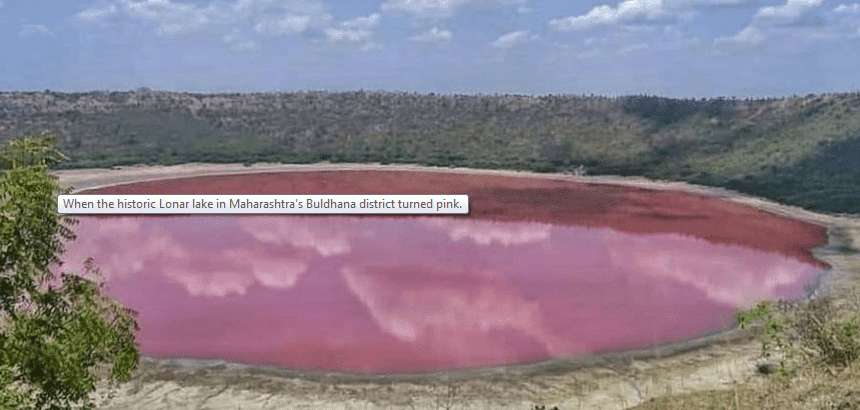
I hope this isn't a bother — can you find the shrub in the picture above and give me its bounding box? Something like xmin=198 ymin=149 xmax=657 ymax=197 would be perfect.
xmin=738 ymin=295 xmax=860 ymax=379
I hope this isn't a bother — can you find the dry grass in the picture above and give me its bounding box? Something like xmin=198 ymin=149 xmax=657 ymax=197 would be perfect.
xmin=631 ymin=361 xmax=860 ymax=410
xmin=630 ymin=265 xmax=860 ymax=410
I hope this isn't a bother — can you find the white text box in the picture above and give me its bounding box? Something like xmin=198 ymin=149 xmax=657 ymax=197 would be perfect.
xmin=58 ymin=195 xmax=469 ymax=215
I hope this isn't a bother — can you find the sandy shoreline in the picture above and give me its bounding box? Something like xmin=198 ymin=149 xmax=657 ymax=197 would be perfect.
xmin=51 ymin=162 xmax=859 ymax=410
xmin=51 ymin=161 xmax=843 ymax=227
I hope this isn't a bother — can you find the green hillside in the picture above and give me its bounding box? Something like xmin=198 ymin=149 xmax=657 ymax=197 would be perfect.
xmin=2 ymin=90 xmax=858 ymax=214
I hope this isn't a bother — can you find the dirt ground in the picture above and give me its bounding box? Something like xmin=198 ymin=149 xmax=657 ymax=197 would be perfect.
xmin=51 ymin=162 xmax=860 ymax=410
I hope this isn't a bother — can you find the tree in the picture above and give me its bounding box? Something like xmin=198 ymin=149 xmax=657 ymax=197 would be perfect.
xmin=0 ymin=132 xmax=139 ymax=410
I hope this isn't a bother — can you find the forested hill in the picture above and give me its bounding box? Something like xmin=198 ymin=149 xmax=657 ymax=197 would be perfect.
xmin=1 ymin=90 xmax=859 ymax=214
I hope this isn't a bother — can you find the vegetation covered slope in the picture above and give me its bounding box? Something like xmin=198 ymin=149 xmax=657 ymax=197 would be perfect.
xmin=0 ymin=134 xmax=139 ymax=410
xmin=1 ymin=90 xmax=858 ymax=214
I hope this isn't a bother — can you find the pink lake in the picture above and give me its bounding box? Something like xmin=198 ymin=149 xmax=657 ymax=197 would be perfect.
xmin=59 ymin=214 xmax=823 ymax=373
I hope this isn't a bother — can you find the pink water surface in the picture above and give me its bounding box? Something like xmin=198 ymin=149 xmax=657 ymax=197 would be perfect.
xmin=59 ymin=215 xmax=822 ymax=373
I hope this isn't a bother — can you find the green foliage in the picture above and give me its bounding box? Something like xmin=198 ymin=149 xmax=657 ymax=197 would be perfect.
xmin=0 ymin=133 xmax=69 ymax=171
xmin=0 ymin=132 xmax=139 ymax=410
xmin=5 ymin=91 xmax=860 ymax=214
xmin=738 ymin=296 xmax=860 ymax=380
xmin=737 ymin=301 xmax=797 ymax=378
xmin=58 ymin=110 xmax=274 ymax=169
xmin=725 ymin=135 xmax=860 ymax=214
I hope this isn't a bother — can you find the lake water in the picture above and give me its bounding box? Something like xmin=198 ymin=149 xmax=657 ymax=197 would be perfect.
xmin=60 ymin=214 xmax=823 ymax=373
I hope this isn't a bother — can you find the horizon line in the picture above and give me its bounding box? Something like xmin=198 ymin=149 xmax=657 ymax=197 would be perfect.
xmin=4 ymin=89 xmax=860 ymax=101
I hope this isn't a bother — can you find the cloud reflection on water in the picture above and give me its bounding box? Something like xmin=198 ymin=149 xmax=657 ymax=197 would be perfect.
xmin=419 ymin=217 xmax=553 ymax=246
xmin=604 ymin=230 xmax=820 ymax=307
xmin=58 ymin=215 xmax=823 ymax=372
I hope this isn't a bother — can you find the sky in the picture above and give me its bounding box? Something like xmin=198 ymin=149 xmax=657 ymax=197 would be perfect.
xmin=1 ymin=0 xmax=859 ymax=97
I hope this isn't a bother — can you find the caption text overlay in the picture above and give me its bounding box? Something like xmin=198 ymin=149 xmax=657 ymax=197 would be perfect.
xmin=58 ymin=195 xmax=469 ymax=215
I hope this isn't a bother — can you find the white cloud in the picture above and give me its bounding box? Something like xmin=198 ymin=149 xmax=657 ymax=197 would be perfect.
xmin=72 ymin=0 xmax=392 ymax=51
xmin=825 ymin=3 xmax=860 ymax=38
xmin=603 ymin=230 xmax=821 ymax=308
xmin=19 ymin=24 xmax=55 ymax=37
xmin=229 ymin=40 xmax=257 ymax=51
xmin=75 ymin=0 xmax=234 ymax=36
xmin=340 ymin=12 xmax=380 ymax=29
xmin=409 ymin=26 xmax=453 ymax=43
xmin=232 ymin=0 xmax=327 ymax=17
xmin=252 ymin=258 xmax=307 ymax=289
xmin=254 ymin=14 xmax=312 ymax=34
xmin=833 ymin=3 xmax=860 ymax=13
xmin=713 ymin=0 xmax=824 ymax=46
xmin=341 ymin=264 xmax=567 ymax=355
xmin=490 ymin=29 xmax=530 ymax=48
xmin=619 ymin=42 xmax=649 ymax=54
xmin=162 ymin=268 xmax=255 ymax=297
xmin=381 ymin=0 xmax=460 ymax=19
xmin=380 ymin=0 xmax=525 ymax=19
xmin=75 ymin=4 xmax=120 ymax=21
xmin=420 ymin=218 xmax=552 ymax=247
xmin=324 ymin=27 xmax=372 ymax=43
xmin=754 ymin=0 xmax=822 ymax=21
xmin=547 ymin=12 xmax=698 ymax=61
xmin=238 ymin=217 xmax=354 ymax=257
xmin=74 ymin=0 xmax=332 ymax=40
xmin=544 ymin=0 xmax=840 ymax=56
xmin=548 ymin=0 xmax=665 ymax=31
xmin=220 ymin=27 xmax=259 ymax=51
xmin=221 ymin=249 xmax=307 ymax=290
xmin=714 ymin=25 xmax=766 ymax=45
xmin=319 ymin=13 xmax=383 ymax=49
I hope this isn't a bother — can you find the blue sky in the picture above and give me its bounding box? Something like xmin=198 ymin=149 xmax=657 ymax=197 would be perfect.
xmin=1 ymin=0 xmax=859 ymax=97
